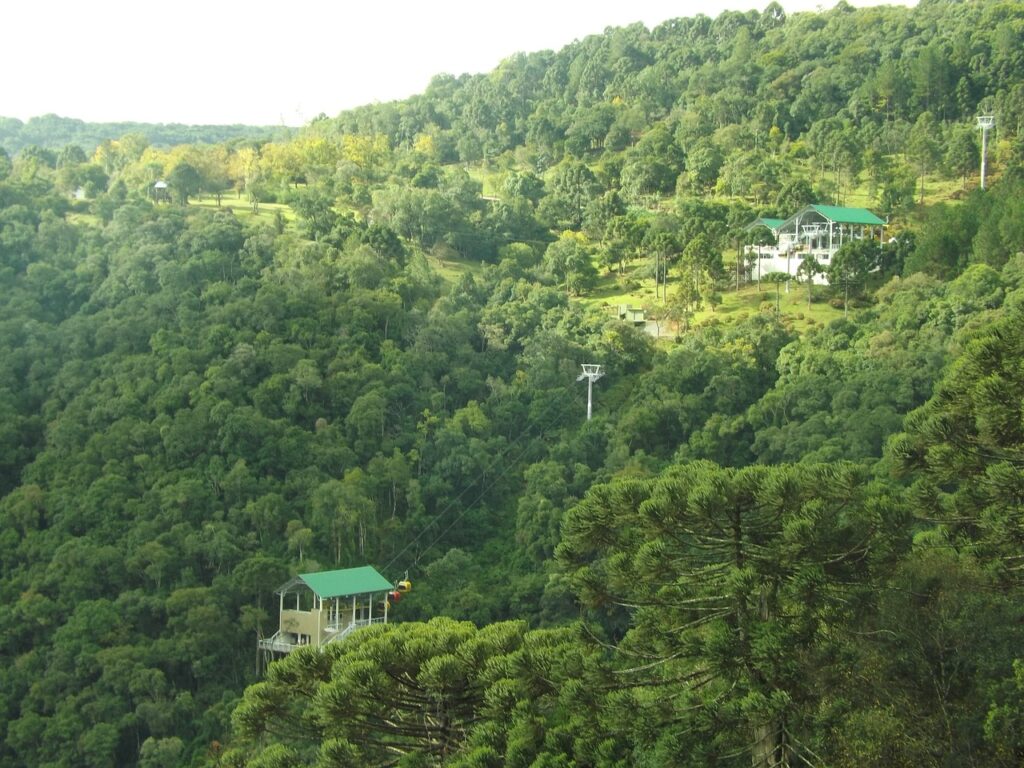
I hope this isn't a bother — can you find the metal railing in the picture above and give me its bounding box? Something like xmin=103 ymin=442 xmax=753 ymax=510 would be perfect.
xmin=259 ymin=616 xmax=389 ymax=654
xmin=326 ymin=616 xmax=387 ymax=644
xmin=257 ymin=630 xmax=306 ymax=654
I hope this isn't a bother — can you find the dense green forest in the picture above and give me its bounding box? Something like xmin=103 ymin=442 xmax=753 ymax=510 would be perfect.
xmin=2 ymin=0 xmax=1024 ymax=766
xmin=0 ymin=114 xmax=288 ymax=155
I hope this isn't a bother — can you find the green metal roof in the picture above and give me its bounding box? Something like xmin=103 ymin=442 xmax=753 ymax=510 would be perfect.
xmin=746 ymin=217 xmax=785 ymax=230
xmin=809 ymin=205 xmax=885 ymax=226
xmin=299 ymin=566 xmax=393 ymax=598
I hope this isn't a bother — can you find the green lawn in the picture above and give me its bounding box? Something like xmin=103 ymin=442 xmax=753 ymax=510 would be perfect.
xmin=465 ymin=166 xmax=502 ymax=197
xmin=710 ymin=280 xmax=847 ymax=331
xmin=189 ymin=196 xmax=296 ymax=226
xmin=429 ymin=252 xmax=488 ymax=284
xmin=67 ymin=212 xmax=103 ymax=229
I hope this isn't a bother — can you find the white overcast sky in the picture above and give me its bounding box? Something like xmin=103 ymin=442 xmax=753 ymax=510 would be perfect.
xmin=3 ymin=0 xmax=911 ymax=127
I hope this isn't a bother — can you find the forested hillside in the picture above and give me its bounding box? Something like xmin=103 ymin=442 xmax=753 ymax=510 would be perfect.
xmin=1 ymin=0 xmax=1024 ymax=766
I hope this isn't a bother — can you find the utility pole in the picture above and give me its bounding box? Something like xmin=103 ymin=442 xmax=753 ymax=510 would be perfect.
xmin=577 ymin=364 xmax=605 ymax=421
xmin=977 ymin=115 xmax=995 ymax=189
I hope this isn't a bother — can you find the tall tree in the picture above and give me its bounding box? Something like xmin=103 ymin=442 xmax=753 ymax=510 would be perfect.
xmin=558 ymin=461 xmax=884 ymax=768
xmin=231 ymin=618 xmax=529 ymax=765
xmin=542 ymin=231 xmax=597 ymax=296
xmin=796 ymin=254 xmax=823 ymax=310
xmin=167 ymin=162 xmax=202 ymax=205
xmin=891 ymin=303 xmax=1024 ymax=577
xmin=908 ymin=111 xmax=942 ymax=203
xmin=945 ymin=124 xmax=979 ymax=189
xmin=828 ymin=240 xmax=879 ymax=316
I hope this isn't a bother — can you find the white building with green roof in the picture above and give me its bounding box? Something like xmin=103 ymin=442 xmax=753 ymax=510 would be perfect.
xmin=746 ymin=204 xmax=886 ymax=285
xmin=258 ymin=565 xmax=395 ymax=655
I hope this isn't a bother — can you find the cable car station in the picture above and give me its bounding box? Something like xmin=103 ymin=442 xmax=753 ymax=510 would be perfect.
xmin=258 ymin=565 xmax=410 ymax=658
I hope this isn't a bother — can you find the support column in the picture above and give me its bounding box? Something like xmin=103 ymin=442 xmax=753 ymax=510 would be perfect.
xmin=978 ymin=116 xmax=994 ymax=190
xmin=577 ymin=365 xmax=605 ymax=421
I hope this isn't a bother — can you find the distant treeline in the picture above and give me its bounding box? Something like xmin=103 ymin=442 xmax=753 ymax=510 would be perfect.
xmin=0 ymin=114 xmax=292 ymax=154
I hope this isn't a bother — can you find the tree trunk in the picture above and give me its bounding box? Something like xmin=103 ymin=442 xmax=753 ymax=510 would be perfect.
xmin=751 ymin=720 xmax=787 ymax=768
xmin=751 ymin=579 xmax=788 ymax=768
xmin=654 ymin=253 xmax=661 ymax=299
xmin=735 ymin=242 xmax=742 ymax=292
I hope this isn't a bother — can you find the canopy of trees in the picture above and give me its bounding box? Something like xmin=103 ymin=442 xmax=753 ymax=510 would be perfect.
xmin=1 ymin=0 xmax=1024 ymax=765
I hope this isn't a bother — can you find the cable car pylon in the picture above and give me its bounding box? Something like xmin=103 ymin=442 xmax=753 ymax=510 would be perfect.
xmin=577 ymin=364 xmax=604 ymax=421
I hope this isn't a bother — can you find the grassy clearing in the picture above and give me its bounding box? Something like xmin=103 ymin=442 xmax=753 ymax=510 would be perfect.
xmin=584 ymin=268 xmax=847 ymax=337
xmin=189 ymin=196 xmax=295 ymax=226
xmin=429 ymin=252 xmax=488 ymax=284
xmin=465 ymin=166 xmax=503 ymax=197
xmin=712 ymin=280 xmax=847 ymax=331
xmin=68 ymin=212 xmax=103 ymax=229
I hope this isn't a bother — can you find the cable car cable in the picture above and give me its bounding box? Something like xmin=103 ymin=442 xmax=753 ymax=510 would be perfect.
xmin=381 ymin=385 xmax=586 ymax=577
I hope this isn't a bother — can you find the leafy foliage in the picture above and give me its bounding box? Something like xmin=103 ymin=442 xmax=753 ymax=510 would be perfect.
xmin=3 ymin=2 xmax=1024 ymax=766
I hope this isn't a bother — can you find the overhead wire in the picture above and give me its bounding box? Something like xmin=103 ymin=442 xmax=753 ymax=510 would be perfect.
xmin=381 ymin=382 xmax=589 ymax=578
xmin=382 ymin=384 xmax=584 ymax=574
xmin=783 ymin=727 xmax=827 ymax=768
xmin=404 ymin=399 xmax=579 ymax=568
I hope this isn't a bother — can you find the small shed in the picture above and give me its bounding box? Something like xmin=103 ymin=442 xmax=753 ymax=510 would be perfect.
xmin=617 ymin=304 xmax=646 ymax=325
xmin=258 ymin=565 xmax=394 ymax=655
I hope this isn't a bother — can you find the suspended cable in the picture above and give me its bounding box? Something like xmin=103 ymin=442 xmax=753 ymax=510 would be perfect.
xmin=382 ymin=385 xmax=587 ymax=576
